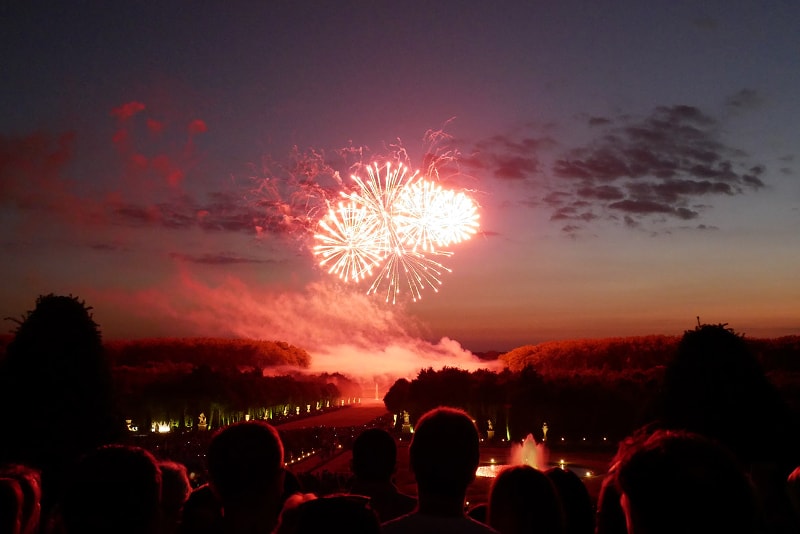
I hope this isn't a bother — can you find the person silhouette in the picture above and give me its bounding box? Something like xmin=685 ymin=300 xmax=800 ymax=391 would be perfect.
xmin=58 ymin=444 xmax=162 ymax=534
xmin=275 ymin=494 xmax=381 ymax=534
xmin=615 ymin=428 xmax=757 ymax=534
xmin=382 ymin=406 xmax=497 ymax=533
xmin=0 ymin=464 xmax=41 ymax=534
xmin=544 ymin=467 xmax=593 ymax=534
xmin=647 ymin=323 xmax=800 ymax=532
xmin=205 ymin=420 xmax=285 ymax=534
xmin=159 ymin=461 xmax=192 ymax=534
xmin=487 ymin=465 xmax=564 ymax=534
xmin=348 ymin=428 xmax=416 ymax=522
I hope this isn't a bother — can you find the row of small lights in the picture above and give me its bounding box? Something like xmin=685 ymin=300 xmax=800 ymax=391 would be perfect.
xmin=131 ymin=398 xmax=365 ymax=433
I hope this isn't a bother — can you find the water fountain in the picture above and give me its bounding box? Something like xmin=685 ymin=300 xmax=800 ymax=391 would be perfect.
xmin=476 ymin=433 xmax=549 ymax=478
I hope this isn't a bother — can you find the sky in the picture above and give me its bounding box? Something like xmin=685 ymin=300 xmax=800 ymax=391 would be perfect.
xmin=2 ymin=1 xmax=799 ymax=373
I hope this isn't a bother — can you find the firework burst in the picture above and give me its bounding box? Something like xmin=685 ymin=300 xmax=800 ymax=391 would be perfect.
xmin=314 ymin=161 xmax=479 ymax=303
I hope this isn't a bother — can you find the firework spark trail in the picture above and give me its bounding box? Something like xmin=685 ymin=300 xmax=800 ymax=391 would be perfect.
xmin=313 ymin=160 xmax=479 ymax=303
xmin=367 ymin=248 xmax=451 ymax=304
xmin=313 ymin=201 xmax=384 ymax=282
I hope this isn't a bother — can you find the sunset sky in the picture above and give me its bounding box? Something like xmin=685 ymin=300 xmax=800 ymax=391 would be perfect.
xmin=2 ymin=2 xmax=798 ymax=369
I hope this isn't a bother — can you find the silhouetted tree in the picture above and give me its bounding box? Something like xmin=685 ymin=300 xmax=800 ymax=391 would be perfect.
xmin=0 ymin=294 xmax=122 ymax=510
xmin=648 ymin=323 xmax=800 ymax=465
xmin=383 ymin=378 xmax=410 ymax=423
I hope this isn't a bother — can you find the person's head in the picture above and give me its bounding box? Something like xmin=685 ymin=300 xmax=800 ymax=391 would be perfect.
xmin=351 ymin=428 xmax=397 ymax=482
xmin=0 ymin=464 xmax=41 ymax=534
xmin=158 ymin=461 xmax=191 ymax=532
xmin=0 ymin=477 xmax=23 ymax=534
xmin=276 ymin=494 xmax=380 ymax=534
xmin=615 ymin=429 xmax=757 ymax=534
xmin=60 ymin=444 xmax=162 ymax=534
xmin=207 ymin=421 xmax=284 ymax=510
xmin=788 ymin=466 xmax=800 ymax=524
xmin=409 ymin=407 xmax=480 ymax=498
xmin=596 ymin=424 xmax=663 ymax=534
xmin=544 ymin=467 xmax=593 ymax=534
xmin=488 ymin=465 xmax=564 ymax=534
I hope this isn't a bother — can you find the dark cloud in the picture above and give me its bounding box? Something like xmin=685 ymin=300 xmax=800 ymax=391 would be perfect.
xmin=576 ymin=185 xmax=625 ymax=201
xmin=110 ymin=193 xmax=262 ymax=234
xmin=494 ymin=156 xmax=539 ymax=180
xmin=588 ymin=116 xmax=612 ymax=126
xmin=545 ymin=104 xmax=765 ymax=230
xmin=725 ymin=89 xmax=762 ymax=111
xmin=169 ymin=252 xmax=271 ymax=265
xmin=466 ymin=133 xmax=555 ymax=181
xmin=608 ymin=199 xmax=698 ymax=220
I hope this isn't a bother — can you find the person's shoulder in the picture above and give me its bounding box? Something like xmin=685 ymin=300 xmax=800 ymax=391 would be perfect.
xmin=382 ymin=513 xmax=497 ymax=534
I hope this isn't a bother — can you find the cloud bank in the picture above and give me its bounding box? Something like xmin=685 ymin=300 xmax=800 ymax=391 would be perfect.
xmin=468 ymin=102 xmax=769 ymax=235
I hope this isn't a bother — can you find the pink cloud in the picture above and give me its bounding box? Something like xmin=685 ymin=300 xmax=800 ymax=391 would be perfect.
xmin=111 ymin=101 xmax=146 ymax=121
xmin=112 ymin=129 xmax=129 ymax=146
xmin=188 ymin=119 xmax=207 ymax=135
xmin=147 ymin=118 xmax=164 ymax=134
xmin=150 ymin=154 xmax=185 ymax=187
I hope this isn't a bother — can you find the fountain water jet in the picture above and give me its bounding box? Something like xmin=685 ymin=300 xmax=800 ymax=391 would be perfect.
xmin=510 ymin=433 xmax=549 ymax=470
xmin=475 ymin=433 xmax=549 ymax=478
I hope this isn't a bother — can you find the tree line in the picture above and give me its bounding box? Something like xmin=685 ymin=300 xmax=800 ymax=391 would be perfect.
xmin=385 ymin=332 xmax=800 ymax=447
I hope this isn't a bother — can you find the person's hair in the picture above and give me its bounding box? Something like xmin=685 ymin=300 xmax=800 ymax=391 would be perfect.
xmin=207 ymin=420 xmax=284 ymax=504
xmin=159 ymin=461 xmax=191 ymax=522
xmin=276 ymin=494 xmax=380 ymax=534
xmin=0 ymin=464 xmax=41 ymax=534
xmin=0 ymin=477 xmax=23 ymax=534
xmin=596 ymin=423 xmax=662 ymax=534
xmin=409 ymin=406 xmax=479 ymax=496
xmin=615 ymin=429 xmax=757 ymax=534
xmin=352 ymin=428 xmax=397 ymax=482
xmin=488 ymin=465 xmax=564 ymax=534
xmin=545 ymin=467 xmax=593 ymax=534
xmin=60 ymin=444 xmax=162 ymax=534
xmin=788 ymin=466 xmax=800 ymax=524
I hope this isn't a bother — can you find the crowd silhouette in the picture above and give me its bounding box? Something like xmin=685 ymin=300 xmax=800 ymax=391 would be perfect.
xmin=1 ymin=294 xmax=800 ymax=533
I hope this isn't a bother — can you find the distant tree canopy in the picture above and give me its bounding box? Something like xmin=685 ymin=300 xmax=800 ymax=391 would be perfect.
xmin=500 ymin=334 xmax=800 ymax=377
xmin=105 ymin=337 xmax=311 ymax=370
xmin=501 ymin=335 xmax=681 ymax=375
